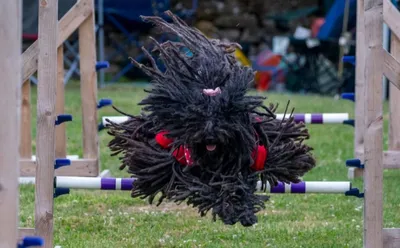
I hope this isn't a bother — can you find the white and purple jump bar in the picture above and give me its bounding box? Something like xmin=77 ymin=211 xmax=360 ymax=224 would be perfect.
xmin=275 ymin=113 xmax=349 ymax=124
xmin=101 ymin=113 xmax=350 ymax=127
xmin=51 ymin=177 xmax=352 ymax=194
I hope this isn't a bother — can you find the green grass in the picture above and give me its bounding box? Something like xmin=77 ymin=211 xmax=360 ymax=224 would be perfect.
xmin=20 ymin=84 xmax=400 ymax=248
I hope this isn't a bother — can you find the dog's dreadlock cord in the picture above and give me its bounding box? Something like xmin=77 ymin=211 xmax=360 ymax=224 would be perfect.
xmin=106 ymin=10 xmax=316 ymax=227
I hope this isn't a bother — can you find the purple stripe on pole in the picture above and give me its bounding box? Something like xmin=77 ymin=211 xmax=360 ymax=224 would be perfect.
xmin=293 ymin=114 xmax=305 ymax=123
xmin=101 ymin=178 xmax=116 ymax=190
xmin=270 ymin=182 xmax=285 ymax=193
xmin=311 ymin=114 xmax=323 ymax=124
xmin=291 ymin=181 xmax=306 ymax=193
xmin=121 ymin=178 xmax=134 ymax=190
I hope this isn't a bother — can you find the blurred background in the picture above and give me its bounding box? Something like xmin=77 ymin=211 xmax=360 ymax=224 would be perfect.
xmin=22 ymin=0 xmax=368 ymax=96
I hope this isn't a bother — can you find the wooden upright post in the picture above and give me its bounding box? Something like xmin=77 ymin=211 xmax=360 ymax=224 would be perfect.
xmin=363 ymin=0 xmax=384 ymax=247
xmin=388 ymin=31 xmax=400 ymax=151
xmin=18 ymin=0 xmax=101 ymax=177
xmin=382 ymin=0 xmax=400 ymax=244
xmin=0 ymin=0 xmax=22 ymax=246
xmin=350 ymin=0 xmax=366 ymax=179
xmin=35 ymin=0 xmax=58 ymax=247
xmin=20 ymin=80 xmax=32 ymax=159
xmin=56 ymin=45 xmax=67 ymax=158
xmin=79 ymin=0 xmax=100 ymax=174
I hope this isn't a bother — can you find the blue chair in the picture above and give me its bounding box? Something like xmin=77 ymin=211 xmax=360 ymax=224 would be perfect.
xmin=96 ymin=0 xmax=198 ymax=87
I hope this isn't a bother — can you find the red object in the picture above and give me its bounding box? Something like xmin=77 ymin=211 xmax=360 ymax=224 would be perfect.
xmin=155 ymin=129 xmax=267 ymax=170
xmin=251 ymin=145 xmax=267 ymax=171
xmin=155 ymin=131 xmax=194 ymax=166
xmin=22 ymin=34 xmax=38 ymax=40
xmin=155 ymin=131 xmax=174 ymax=149
xmin=311 ymin=18 xmax=325 ymax=37
xmin=184 ymin=146 xmax=194 ymax=166
xmin=172 ymin=146 xmax=187 ymax=165
xmin=256 ymin=72 xmax=272 ymax=91
xmin=255 ymin=50 xmax=284 ymax=91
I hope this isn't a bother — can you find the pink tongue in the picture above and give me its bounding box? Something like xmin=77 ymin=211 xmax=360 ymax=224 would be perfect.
xmin=206 ymin=144 xmax=216 ymax=151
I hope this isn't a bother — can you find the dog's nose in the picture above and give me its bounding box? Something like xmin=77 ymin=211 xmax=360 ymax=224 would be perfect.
xmin=205 ymin=121 xmax=213 ymax=132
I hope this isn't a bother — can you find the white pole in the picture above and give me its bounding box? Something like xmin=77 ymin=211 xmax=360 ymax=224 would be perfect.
xmin=275 ymin=113 xmax=349 ymax=124
xmin=31 ymin=155 xmax=79 ymax=160
xmin=102 ymin=116 xmax=129 ymax=126
xmin=102 ymin=113 xmax=350 ymax=127
xmin=20 ymin=177 xmax=353 ymax=194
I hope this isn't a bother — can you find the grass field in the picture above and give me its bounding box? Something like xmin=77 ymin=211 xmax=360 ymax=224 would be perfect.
xmin=19 ymin=83 xmax=400 ymax=248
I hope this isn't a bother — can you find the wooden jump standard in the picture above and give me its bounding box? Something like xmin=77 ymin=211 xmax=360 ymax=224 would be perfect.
xmin=346 ymin=0 xmax=400 ymax=247
xmin=346 ymin=0 xmax=400 ymax=180
xmin=19 ymin=0 xmax=105 ymax=178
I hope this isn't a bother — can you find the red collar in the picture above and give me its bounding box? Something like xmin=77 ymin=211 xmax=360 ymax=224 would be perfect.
xmin=155 ymin=129 xmax=267 ymax=171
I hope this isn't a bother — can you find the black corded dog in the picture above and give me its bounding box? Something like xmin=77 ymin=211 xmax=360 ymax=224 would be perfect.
xmin=107 ymin=11 xmax=316 ymax=227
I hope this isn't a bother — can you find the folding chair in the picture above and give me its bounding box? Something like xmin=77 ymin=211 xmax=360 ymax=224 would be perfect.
xmin=258 ymin=0 xmax=357 ymax=95
xmin=95 ymin=0 xmax=198 ymax=87
xmin=286 ymin=0 xmax=357 ymax=95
